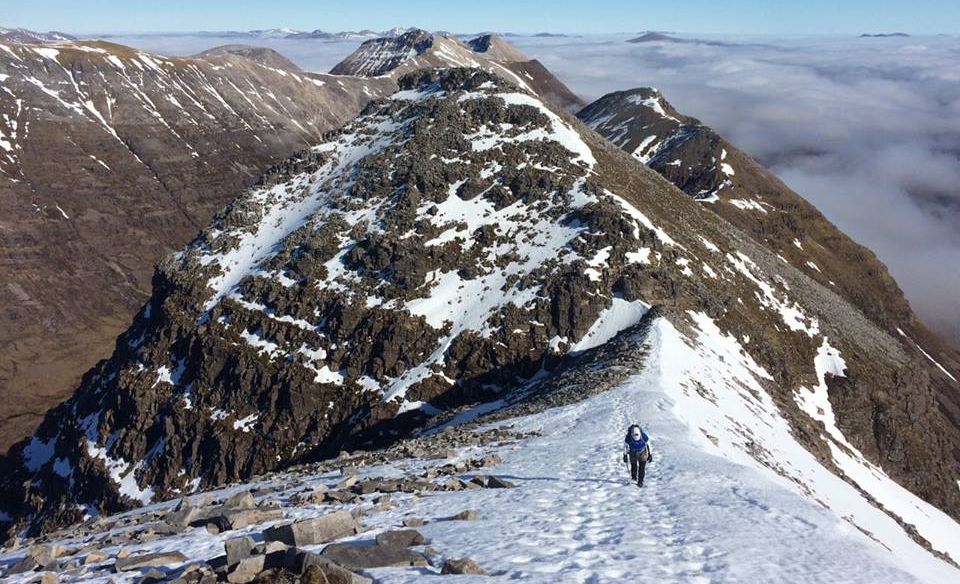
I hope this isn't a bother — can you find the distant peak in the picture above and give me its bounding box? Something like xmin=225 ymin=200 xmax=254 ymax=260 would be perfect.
xmin=466 ymin=33 xmax=528 ymax=62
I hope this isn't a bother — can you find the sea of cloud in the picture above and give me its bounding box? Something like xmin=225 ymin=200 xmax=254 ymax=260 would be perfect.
xmin=106 ymin=31 xmax=960 ymax=345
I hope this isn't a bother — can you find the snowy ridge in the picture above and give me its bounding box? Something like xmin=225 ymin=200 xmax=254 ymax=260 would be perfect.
xmin=164 ymin=71 xmax=960 ymax=570
xmin=578 ymin=88 xmax=740 ymax=201
xmin=329 ymin=30 xmax=540 ymax=96
xmin=3 ymin=316 xmax=958 ymax=583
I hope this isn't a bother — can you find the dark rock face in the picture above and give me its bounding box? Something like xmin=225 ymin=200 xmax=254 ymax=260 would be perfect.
xmin=0 ymin=39 xmax=394 ymax=451
xmin=578 ymin=86 xmax=960 ymax=526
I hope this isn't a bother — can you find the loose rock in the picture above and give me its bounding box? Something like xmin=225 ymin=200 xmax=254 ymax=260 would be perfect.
xmin=450 ymin=510 xmax=480 ymax=521
xmin=318 ymin=543 xmax=428 ymax=569
xmin=441 ymin=558 xmax=487 ymax=575
xmin=263 ymin=510 xmax=360 ymax=546
xmin=375 ymin=529 xmax=425 ymax=547
xmin=226 ymin=554 xmax=265 ymax=583
xmin=114 ymin=551 xmax=188 ymax=572
xmin=225 ymin=535 xmax=256 ymax=566
xmin=300 ymin=558 xmax=372 ymax=584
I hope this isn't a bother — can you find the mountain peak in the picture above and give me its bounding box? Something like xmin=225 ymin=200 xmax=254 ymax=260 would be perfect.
xmin=4 ymin=65 xmax=960 ymax=577
xmin=329 ymin=29 xmax=436 ymax=76
xmin=466 ymin=33 xmax=528 ymax=62
xmin=194 ymin=44 xmax=303 ymax=71
xmin=329 ymin=30 xmax=585 ymax=111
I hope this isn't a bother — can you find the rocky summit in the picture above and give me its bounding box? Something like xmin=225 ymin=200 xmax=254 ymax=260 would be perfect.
xmin=2 ymin=63 xmax=959 ymax=570
xmin=330 ymin=29 xmax=585 ymax=111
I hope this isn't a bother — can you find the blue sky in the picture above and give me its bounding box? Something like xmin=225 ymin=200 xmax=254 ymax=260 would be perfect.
xmin=4 ymin=0 xmax=960 ymax=35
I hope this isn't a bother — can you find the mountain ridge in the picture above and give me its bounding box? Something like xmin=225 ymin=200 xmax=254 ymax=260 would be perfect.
xmin=2 ymin=68 xmax=958 ymax=570
xmin=0 ymin=38 xmax=394 ymax=451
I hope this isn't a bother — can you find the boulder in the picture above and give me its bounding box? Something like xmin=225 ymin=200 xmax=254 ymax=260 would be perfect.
xmin=450 ymin=510 xmax=480 ymax=521
xmin=375 ymin=529 xmax=425 ymax=547
xmin=318 ymin=543 xmax=428 ymax=569
xmin=398 ymin=479 xmax=434 ymax=493
xmin=210 ymin=507 xmax=283 ymax=531
xmin=137 ymin=567 xmax=167 ymax=584
xmin=37 ymin=572 xmax=60 ymax=584
xmin=224 ymin=535 xmax=256 ymax=566
xmin=164 ymin=499 xmax=202 ymax=527
xmin=336 ymin=475 xmax=359 ymax=489
xmin=486 ymin=476 xmax=516 ymax=489
xmin=441 ymin=558 xmax=487 ymax=575
xmin=8 ymin=556 xmax=39 ymax=574
xmin=401 ymin=517 xmax=426 ymax=527
xmin=223 ymin=491 xmax=256 ymax=510
xmin=325 ymin=490 xmax=358 ymax=503
xmin=477 ymin=453 xmax=502 ymax=467
xmin=83 ymin=551 xmax=108 ymax=565
xmin=115 ymin=550 xmax=189 ymax=572
xmin=293 ymin=486 xmax=328 ymax=505
xmin=263 ymin=510 xmax=359 ymax=546
xmin=299 ymin=556 xmax=372 ymax=584
xmin=28 ymin=544 xmax=63 ymax=568
xmin=225 ymin=554 xmax=265 ymax=584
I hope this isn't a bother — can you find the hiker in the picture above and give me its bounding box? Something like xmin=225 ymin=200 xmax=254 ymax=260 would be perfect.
xmin=623 ymin=424 xmax=653 ymax=486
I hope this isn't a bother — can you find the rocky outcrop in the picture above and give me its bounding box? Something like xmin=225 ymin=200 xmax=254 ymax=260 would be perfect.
xmin=0 ymin=39 xmax=394 ymax=451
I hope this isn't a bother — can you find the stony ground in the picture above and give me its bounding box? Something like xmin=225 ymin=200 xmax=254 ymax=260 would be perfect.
xmin=0 ymin=421 xmax=533 ymax=583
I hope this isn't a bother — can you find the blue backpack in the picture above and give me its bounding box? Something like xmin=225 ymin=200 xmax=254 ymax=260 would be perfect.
xmin=625 ymin=425 xmax=649 ymax=451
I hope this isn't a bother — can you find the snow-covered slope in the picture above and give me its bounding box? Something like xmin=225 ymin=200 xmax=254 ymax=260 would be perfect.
xmin=0 ymin=27 xmax=73 ymax=44
xmin=578 ymin=87 xmax=960 ymax=524
xmin=2 ymin=316 xmax=958 ymax=583
xmin=377 ymin=319 xmax=960 ymax=583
